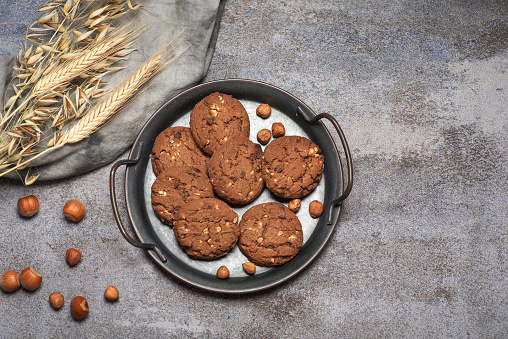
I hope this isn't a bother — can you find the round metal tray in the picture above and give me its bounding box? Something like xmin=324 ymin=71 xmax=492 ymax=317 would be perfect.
xmin=110 ymin=79 xmax=353 ymax=294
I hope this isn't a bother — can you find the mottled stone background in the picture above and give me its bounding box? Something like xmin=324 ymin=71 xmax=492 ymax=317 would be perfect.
xmin=0 ymin=0 xmax=507 ymax=337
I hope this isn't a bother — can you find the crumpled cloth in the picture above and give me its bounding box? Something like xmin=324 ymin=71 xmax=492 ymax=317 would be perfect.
xmin=0 ymin=0 xmax=225 ymax=181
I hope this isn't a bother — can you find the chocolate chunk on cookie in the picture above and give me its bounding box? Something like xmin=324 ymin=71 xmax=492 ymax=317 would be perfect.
xmin=238 ymin=202 xmax=303 ymax=266
xmin=151 ymin=126 xmax=209 ymax=176
xmin=151 ymin=166 xmax=214 ymax=226
xmin=189 ymin=92 xmax=250 ymax=155
xmin=208 ymin=138 xmax=265 ymax=205
xmin=173 ymin=198 xmax=240 ymax=260
xmin=262 ymin=136 xmax=324 ymax=199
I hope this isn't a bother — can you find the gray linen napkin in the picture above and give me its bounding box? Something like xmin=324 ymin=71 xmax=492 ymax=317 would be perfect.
xmin=0 ymin=0 xmax=225 ymax=181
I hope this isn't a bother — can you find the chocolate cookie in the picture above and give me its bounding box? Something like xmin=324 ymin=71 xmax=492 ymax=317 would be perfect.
xmin=173 ymin=198 xmax=240 ymax=260
xmin=151 ymin=166 xmax=214 ymax=226
xmin=238 ymin=202 xmax=303 ymax=266
xmin=189 ymin=92 xmax=250 ymax=155
xmin=151 ymin=126 xmax=208 ymax=176
xmin=262 ymin=136 xmax=324 ymax=199
xmin=208 ymin=138 xmax=264 ymax=205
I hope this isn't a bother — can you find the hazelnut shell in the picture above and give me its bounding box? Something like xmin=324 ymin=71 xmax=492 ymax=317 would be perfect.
xmin=49 ymin=292 xmax=64 ymax=310
xmin=242 ymin=262 xmax=256 ymax=275
xmin=17 ymin=195 xmax=39 ymax=217
xmin=216 ymin=266 xmax=230 ymax=279
xmin=309 ymin=200 xmax=324 ymax=218
xmin=63 ymin=199 xmax=86 ymax=222
xmin=70 ymin=296 xmax=89 ymax=320
xmin=104 ymin=285 xmax=119 ymax=301
xmin=0 ymin=270 xmax=21 ymax=292
xmin=66 ymin=248 xmax=82 ymax=266
xmin=256 ymin=104 xmax=271 ymax=118
xmin=19 ymin=267 xmax=42 ymax=291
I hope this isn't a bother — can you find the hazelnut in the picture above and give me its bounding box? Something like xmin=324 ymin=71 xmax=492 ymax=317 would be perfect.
xmin=104 ymin=285 xmax=119 ymax=301
xmin=70 ymin=296 xmax=89 ymax=320
xmin=0 ymin=270 xmax=20 ymax=292
xmin=49 ymin=292 xmax=64 ymax=310
xmin=242 ymin=262 xmax=256 ymax=275
xmin=257 ymin=129 xmax=271 ymax=145
xmin=66 ymin=248 xmax=81 ymax=266
xmin=288 ymin=199 xmax=301 ymax=213
xmin=271 ymin=122 xmax=285 ymax=138
xmin=17 ymin=195 xmax=39 ymax=217
xmin=256 ymin=103 xmax=271 ymax=118
xmin=19 ymin=267 xmax=42 ymax=291
xmin=216 ymin=266 xmax=230 ymax=279
xmin=309 ymin=200 xmax=324 ymax=218
xmin=63 ymin=199 xmax=86 ymax=222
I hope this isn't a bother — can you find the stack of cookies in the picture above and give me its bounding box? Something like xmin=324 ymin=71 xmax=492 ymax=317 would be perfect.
xmin=150 ymin=92 xmax=325 ymax=275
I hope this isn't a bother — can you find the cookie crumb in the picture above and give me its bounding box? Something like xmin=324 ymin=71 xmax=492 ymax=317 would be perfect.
xmin=256 ymin=104 xmax=271 ymax=118
xmin=242 ymin=262 xmax=256 ymax=275
xmin=288 ymin=199 xmax=301 ymax=213
xmin=271 ymin=123 xmax=285 ymax=138
xmin=257 ymin=129 xmax=271 ymax=145
xmin=309 ymin=200 xmax=323 ymax=218
xmin=216 ymin=266 xmax=230 ymax=279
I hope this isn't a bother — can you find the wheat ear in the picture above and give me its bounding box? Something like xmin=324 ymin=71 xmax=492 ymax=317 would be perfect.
xmin=32 ymin=39 xmax=126 ymax=95
xmin=56 ymin=56 xmax=163 ymax=145
xmin=0 ymin=56 xmax=162 ymax=177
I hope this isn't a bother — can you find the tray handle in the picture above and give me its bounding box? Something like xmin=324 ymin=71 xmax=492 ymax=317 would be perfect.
xmin=109 ymin=142 xmax=167 ymax=263
xmin=298 ymin=107 xmax=354 ymax=225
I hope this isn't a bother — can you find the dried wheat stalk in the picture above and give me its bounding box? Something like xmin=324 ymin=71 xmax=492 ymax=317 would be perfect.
xmin=4 ymin=42 xmax=177 ymax=178
xmin=0 ymin=0 xmax=186 ymax=184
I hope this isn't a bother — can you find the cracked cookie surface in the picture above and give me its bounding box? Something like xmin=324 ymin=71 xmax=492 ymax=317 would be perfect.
xmin=189 ymin=92 xmax=250 ymax=155
xmin=208 ymin=138 xmax=265 ymax=205
xmin=151 ymin=126 xmax=209 ymax=177
xmin=262 ymin=136 xmax=324 ymax=199
xmin=238 ymin=202 xmax=303 ymax=266
xmin=151 ymin=166 xmax=214 ymax=226
xmin=173 ymin=198 xmax=240 ymax=260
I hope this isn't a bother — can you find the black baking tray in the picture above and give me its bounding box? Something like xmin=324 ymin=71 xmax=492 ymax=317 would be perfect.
xmin=110 ymin=79 xmax=353 ymax=294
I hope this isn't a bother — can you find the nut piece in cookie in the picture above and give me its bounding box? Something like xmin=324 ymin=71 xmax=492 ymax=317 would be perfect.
xmin=256 ymin=104 xmax=271 ymax=118
xmin=189 ymin=92 xmax=250 ymax=155
xmin=151 ymin=126 xmax=209 ymax=176
xmin=208 ymin=138 xmax=265 ymax=205
xmin=173 ymin=198 xmax=240 ymax=260
xmin=151 ymin=166 xmax=214 ymax=226
xmin=271 ymin=122 xmax=285 ymax=138
xmin=238 ymin=202 xmax=303 ymax=267
xmin=257 ymin=129 xmax=271 ymax=145
xmin=262 ymin=136 xmax=324 ymax=199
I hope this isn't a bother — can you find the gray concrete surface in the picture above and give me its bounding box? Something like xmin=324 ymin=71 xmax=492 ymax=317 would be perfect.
xmin=1 ymin=0 xmax=507 ymax=337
